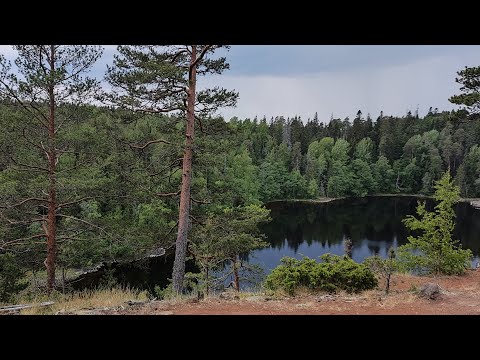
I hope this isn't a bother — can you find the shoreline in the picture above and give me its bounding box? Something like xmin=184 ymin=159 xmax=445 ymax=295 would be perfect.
xmin=266 ymin=194 xmax=480 ymax=208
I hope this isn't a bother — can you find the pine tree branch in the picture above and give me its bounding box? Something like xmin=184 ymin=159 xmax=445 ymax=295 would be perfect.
xmin=1 ymin=233 xmax=46 ymax=248
xmin=57 ymin=197 xmax=95 ymax=209
xmin=157 ymin=190 xmax=181 ymax=197
xmin=190 ymin=197 xmax=210 ymax=205
xmin=56 ymin=214 xmax=107 ymax=234
xmin=22 ymin=128 xmax=48 ymax=155
xmin=171 ymin=49 xmax=189 ymax=63
xmin=191 ymin=45 xmax=212 ymax=69
xmin=129 ymin=139 xmax=173 ymax=150
xmin=0 ymin=82 xmax=49 ymax=130
xmin=0 ymin=197 xmax=49 ymax=209
xmin=149 ymin=158 xmax=183 ymax=177
xmin=189 ymin=214 xmax=205 ymax=226
xmin=10 ymin=157 xmax=49 ymax=172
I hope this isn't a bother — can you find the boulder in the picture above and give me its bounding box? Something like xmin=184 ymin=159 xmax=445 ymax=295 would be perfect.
xmin=419 ymin=283 xmax=441 ymax=300
xmin=219 ymin=291 xmax=240 ymax=301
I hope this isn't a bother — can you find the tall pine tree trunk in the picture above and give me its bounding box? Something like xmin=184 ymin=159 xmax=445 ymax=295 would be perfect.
xmin=46 ymin=45 xmax=57 ymax=294
xmin=172 ymin=46 xmax=197 ymax=294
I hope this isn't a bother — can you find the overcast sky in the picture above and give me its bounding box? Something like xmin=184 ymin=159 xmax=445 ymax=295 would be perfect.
xmin=1 ymin=45 xmax=479 ymax=123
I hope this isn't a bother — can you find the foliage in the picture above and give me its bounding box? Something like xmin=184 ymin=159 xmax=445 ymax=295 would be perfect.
xmin=189 ymin=205 xmax=270 ymax=294
xmin=449 ymin=66 xmax=480 ymax=114
xmin=0 ymin=253 xmax=28 ymax=304
xmin=397 ymin=171 xmax=473 ymax=275
xmin=264 ymin=254 xmax=377 ymax=295
xmin=364 ymin=248 xmax=397 ymax=294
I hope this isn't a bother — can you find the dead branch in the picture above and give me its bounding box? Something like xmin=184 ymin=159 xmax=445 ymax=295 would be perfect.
xmin=10 ymin=157 xmax=49 ymax=172
xmin=158 ymin=221 xmax=179 ymax=244
xmin=1 ymin=233 xmax=46 ymax=248
xmin=0 ymin=301 xmax=54 ymax=313
xmin=149 ymin=158 xmax=183 ymax=177
xmin=56 ymin=214 xmax=106 ymax=234
xmin=157 ymin=190 xmax=181 ymax=197
xmin=57 ymin=197 xmax=94 ymax=209
xmin=190 ymin=197 xmax=210 ymax=205
xmin=189 ymin=214 xmax=205 ymax=226
xmin=129 ymin=139 xmax=173 ymax=150
xmin=22 ymin=128 xmax=48 ymax=155
xmin=0 ymin=197 xmax=49 ymax=209
xmin=191 ymin=45 xmax=212 ymax=69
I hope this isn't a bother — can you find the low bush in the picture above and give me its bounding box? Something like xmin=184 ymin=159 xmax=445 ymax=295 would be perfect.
xmin=264 ymin=254 xmax=377 ymax=295
xmin=0 ymin=253 xmax=28 ymax=304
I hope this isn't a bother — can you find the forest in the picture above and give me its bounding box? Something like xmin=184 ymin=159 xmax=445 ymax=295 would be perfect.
xmin=0 ymin=45 xmax=479 ymax=304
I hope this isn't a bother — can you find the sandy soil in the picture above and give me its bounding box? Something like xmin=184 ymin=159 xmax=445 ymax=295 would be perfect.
xmin=107 ymin=269 xmax=480 ymax=315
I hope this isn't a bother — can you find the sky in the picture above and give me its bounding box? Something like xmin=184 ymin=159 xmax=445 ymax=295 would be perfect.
xmin=1 ymin=45 xmax=479 ymax=123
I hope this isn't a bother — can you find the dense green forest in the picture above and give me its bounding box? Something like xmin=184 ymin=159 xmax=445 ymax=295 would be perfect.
xmin=0 ymin=45 xmax=479 ymax=301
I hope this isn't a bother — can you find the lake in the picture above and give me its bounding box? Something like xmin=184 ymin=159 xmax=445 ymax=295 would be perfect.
xmin=72 ymin=196 xmax=480 ymax=292
xmin=248 ymin=196 xmax=480 ymax=274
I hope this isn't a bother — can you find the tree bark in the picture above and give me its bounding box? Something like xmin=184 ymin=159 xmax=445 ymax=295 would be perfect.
xmin=172 ymin=46 xmax=197 ymax=294
xmin=233 ymin=256 xmax=240 ymax=292
xmin=46 ymin=45 xmax=57 ymax=294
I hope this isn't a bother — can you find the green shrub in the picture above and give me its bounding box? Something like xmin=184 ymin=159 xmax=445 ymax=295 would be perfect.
xmin=397 ymin=171 xmax=473 ymax=275
xmin=0 ymin=253 xmax=28 ymax=304
xmin=264 ymin=254 xmax=377 ymax=295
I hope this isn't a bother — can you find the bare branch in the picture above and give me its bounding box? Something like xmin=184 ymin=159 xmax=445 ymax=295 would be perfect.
xmin=1 ymin=233 xmax=46 ymax=248
xmin=0 ymin=216 xmax=44 ymax=226
xmin=56 ymin=214 xmax=106 ymax=234
xmin=163 ymin=221 xmax=179 ymax=240
xmin=0 ymin=197 xmax=49 ymax=209
xmin=149 ymin=158 xmax=183 ymax=177
xmin=195 ymin=115 xmax=207 ymax=134
xmin=171 ymin=49 xmax=189 ymax=63
xmin=191 ymin=45 xmax=212 ymax=69
xmin=157 ymin=190 xmax=181 ymax=197
xmin=22 ymin=128 xmax=48 ymax=155
xmin=57 ymin=197 xmax=95 ymax=209
xmin=10 ymin=157 xmax=49 ymax=172
xmin=130 ymin=139 xmax=173 ymax=150
xmin=189 ymin=214 xmax=206 ymax=226
xmin=190 ymin=197 xmax=210 ymax=205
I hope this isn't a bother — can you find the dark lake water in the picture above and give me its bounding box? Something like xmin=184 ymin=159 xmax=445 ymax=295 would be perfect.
xmin=74 ymin=196 xmax=480 ymax=293
xmin=249 ymin=196 xmax=480 ymax=274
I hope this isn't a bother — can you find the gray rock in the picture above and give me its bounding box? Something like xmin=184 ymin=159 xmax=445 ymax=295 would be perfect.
xmin=419 ymin=283 xmax=441 ymax=300
xmin=126 ymin=300 xmax=148 ymax=306
xmin=316 ymin=294 xmax=337 ymax=302
xmin=245 ymin=295 xmax=265 ymax=302
xmin=219 ymin=291 xmax=240 ymax=301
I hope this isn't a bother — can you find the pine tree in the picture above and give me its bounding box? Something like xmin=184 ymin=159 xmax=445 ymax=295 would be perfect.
xmin=104 ymin=46 xmax=238 ymax=294
xmin=0 ymin=46 xmax=103 ymax=293
xmin=397 ymin=171 xmax=472 ymax=275
xmin=449 ymin=66 xmax=480 ymax=115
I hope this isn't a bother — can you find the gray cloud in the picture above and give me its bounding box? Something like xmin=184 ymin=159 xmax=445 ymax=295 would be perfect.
xmin=204 ymin=49 xmax=480 ymax=122
xmin=2 ymin=45 xmax=479 ymax=124
xmin=223 ymin=45 xmax=480 ymax=76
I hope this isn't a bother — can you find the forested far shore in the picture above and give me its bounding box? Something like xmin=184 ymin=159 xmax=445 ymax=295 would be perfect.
xmin=1 ymin=101 xmax=480 ymax=299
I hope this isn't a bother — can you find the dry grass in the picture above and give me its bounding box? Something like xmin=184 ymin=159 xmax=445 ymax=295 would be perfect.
xmin=20 ymin=287 xmax=149 ymax=315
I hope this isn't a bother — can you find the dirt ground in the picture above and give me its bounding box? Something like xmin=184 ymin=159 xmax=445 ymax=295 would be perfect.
xmin=107 ymin=269 xmax=480 ymax=315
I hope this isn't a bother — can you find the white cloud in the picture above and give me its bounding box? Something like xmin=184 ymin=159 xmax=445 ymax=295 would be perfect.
xmin=204 ymin=52 xmax=476 ymax=123
xmin=0 ymin=45 xmax=16 ymax=59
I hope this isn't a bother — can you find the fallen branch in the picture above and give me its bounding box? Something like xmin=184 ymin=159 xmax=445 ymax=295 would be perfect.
xmin=0 ymin=301 xmax=54 ymax=313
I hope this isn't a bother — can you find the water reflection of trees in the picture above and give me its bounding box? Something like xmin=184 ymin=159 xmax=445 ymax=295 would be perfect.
xmin=261 ymin=197 xmax=480 ymax=258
